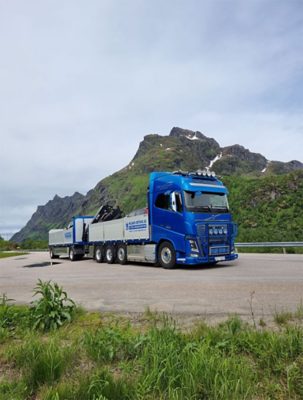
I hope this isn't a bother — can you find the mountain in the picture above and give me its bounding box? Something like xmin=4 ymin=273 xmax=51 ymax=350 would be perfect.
xmin=11 ymin=127 xmax=303 ymax=243
xmin=11 ymin=192 xmax=85 ymax=243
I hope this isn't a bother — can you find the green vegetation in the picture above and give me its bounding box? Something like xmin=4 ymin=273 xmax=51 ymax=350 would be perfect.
xmin=11 ymin=129 xmax=303 ymax=246
xmin=19 ymin=238 xmax=48 ymax=250
xmin=14 ymin=168 xmax=303 ymax=252
xmin=1 ymin=282 xmax=303 ymax=399
xmin=0 ymin=251 xmax=28 ymax=259
xmin=31 ymin=280 xmax=76 ymax=331
xmin=0 ymin=239 xmax=18 ymax=251
xmin=96 ymin=170 xmax=303 ymax=252
xmin=0 ymin=235 xmax=46 ymax=255
xmin=224 ymin=170 xmax=303 ymax=246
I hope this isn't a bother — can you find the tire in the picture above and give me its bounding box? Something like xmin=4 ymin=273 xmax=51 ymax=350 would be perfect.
xmin=49 ymin=248 xmax=59 ymax=259
xmin=158 ymin=241 xmax=176 ymax=269
xmin=105 ymin=245 xmax=115 ymax=264
xmin=95 ymin=246 xmax=103 ymax=263
xmin=117 ymin=244 xmax=127 ymax=265
xmin=69 ymin=247 xmax=76 ymax=262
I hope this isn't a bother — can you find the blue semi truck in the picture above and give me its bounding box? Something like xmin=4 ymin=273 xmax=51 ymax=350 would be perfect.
xmin=49 ymin=170 xmax=238 ymax=268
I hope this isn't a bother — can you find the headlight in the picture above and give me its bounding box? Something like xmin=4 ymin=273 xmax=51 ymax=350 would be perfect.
xmin=189 ymin=239 xmax=199 ymax=253
xmin=223 ymin=228 xmax=228 ymax=235
xmin=209 ymin=228 xmax=214 ymax=235
xmin=218 ymin=228 xmax=223 ymax=235
xmin=214 ymin=228 xmax=218 ymax=235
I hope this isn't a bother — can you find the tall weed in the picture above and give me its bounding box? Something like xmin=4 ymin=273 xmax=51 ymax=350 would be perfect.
xmin=8 ymin=336 xmax=73 ymax=390
xmin=43 ymin=368 xmax=135 ymax=400
xmin=83 ymin=323 xmax=140 ymax=363
xmin=138 ymin=316 xmax=256 ymax=399
xmin=31 ymin=280 xmax=76 ymax=331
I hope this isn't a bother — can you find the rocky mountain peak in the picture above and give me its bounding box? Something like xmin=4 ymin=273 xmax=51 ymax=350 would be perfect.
xmin=10 ymin=126 xmax=303 ymax=242
xmin=169 ymin=127 xmax=206 ymax=140
xmin=222 ymin=144 xmax=267 ymax=164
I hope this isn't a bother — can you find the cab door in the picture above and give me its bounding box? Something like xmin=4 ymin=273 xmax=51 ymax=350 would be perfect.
xmin=152 ymin=190 xmax=185 ymax=252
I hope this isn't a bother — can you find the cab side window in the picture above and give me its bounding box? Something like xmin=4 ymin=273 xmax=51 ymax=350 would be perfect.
xmin=155 ymin=193 xmax=170 ymax=210
xmin=155 ymin=191 xmax=183 ymax=212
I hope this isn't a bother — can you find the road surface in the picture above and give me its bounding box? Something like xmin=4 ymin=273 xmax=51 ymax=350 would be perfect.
xmin=0 ymin=252 xmax=302 ymax=320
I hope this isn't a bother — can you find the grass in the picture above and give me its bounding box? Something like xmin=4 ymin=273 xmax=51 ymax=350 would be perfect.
xmin=0 ymin=251 xmax=28 ymax=259
xmin=1 ymin=284 xmax=303 ymax=399
xmin=0 ymin=310 xmax=303 ymax=399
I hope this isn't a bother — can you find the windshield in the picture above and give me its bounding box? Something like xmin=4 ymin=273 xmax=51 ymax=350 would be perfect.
xmin=184 ymin=191 xmax=229 ymax=213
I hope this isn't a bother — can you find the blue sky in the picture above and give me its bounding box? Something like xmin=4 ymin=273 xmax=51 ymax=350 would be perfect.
xmin=0 ymin=0 xmax=303 ymax=235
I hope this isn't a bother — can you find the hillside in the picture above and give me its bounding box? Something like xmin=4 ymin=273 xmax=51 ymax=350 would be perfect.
xmin=11 ymin=127 xmax=303 ymax=243
xmin=11 ymin=192 xmax=85 ymax=243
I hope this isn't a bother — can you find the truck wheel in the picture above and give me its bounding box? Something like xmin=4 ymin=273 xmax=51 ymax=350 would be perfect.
xmin=69 ymin=248 xmax=76 ymax=262
xmin=158 ymin=241 xmax=176 ymax=269
xmin=105 ymin=245 xmax=115 ymax=264
xmin=117 ymin=244 xmax=127 ymax=265
xmin=95 ymin=246 xmax=103 ymax=263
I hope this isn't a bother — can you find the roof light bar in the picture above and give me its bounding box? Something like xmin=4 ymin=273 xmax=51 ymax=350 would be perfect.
xmin=172 ymin=170 xmax=216 ymax=177
xmin=197 ymin=169 xmax=216 ymax=177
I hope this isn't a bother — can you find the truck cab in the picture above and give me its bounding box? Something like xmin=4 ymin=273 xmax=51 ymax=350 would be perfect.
xmin=149 ymin=170 xmax=238 ymax=268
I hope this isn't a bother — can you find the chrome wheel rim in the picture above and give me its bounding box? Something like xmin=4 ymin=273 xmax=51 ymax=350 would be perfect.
xmin=106 ymin=249 xmax=113 ymax=261
xmin=96 ymin=249 xmax=101 ymax=261
xmin=118 ymin=248 xmax=125 ymax=261
xmin=161 ymin=247 xmax=172 ymax=264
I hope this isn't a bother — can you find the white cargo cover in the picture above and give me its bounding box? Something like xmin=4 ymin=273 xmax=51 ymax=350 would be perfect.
xmin=49 ymin=216 xmax=93 ymax=246
xmin=49 ymin=228 xmax=73 ymax=246
xmin=88 ymin=213 xmax=149 ymax=242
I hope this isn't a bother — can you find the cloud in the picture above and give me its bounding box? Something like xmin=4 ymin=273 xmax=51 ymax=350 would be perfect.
xmin=0 ymin=0 xmax=302 ymax=234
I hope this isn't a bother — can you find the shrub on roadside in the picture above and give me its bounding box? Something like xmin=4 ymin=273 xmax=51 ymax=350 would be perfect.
xmin=31 ymin=280 xmax=76 ymax=331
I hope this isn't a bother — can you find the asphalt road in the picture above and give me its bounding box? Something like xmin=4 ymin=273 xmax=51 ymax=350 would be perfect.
xmin=0 ymin=252 xmax=302 ymax=320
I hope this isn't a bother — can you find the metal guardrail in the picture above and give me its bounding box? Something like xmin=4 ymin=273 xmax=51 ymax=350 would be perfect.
xmin=235 ymin=242 xmax=303 ymax=248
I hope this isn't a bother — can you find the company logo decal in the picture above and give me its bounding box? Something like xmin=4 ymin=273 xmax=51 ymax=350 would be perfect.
xmin=126 ymin=219 xmax=147 ymax=232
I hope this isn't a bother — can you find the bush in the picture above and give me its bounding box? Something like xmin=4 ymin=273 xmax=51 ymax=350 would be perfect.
xmin=31 ymin=280 xmax=76 ymax=331
xmin=0 ymin=294 xmax=31 ymax=338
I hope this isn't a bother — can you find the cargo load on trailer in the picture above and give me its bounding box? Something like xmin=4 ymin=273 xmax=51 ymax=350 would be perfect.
xmin=49 ymin=170 xmax=238 ymax=268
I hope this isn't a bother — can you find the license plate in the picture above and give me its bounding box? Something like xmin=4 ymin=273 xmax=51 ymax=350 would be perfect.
xmin=215 ymin=256 xmax=225 ymax=261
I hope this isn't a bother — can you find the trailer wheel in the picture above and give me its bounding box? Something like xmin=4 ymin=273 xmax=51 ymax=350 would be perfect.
xmin=117 ymin=244 xmax=127 ymax=265
xmin=49 ymin=248 xmax=59 ymax=259
xmin=95 ymin=246 xmax=103 ymax=263
xmin=105 ymin=245 xmax=115 ymax=264
xmin=158 ymin=241 xmax=176 ymax=269
xmin=69 ymin=248 xmax=76 ymax=262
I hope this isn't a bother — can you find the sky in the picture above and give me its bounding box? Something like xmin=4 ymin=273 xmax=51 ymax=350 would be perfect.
xmin=0 ymin=0 xmax=303 ymax=236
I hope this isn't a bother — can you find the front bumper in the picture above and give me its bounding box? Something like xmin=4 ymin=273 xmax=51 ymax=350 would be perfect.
xmin=176 ymin=252 xmax=238 ymax=266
